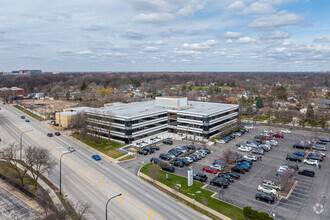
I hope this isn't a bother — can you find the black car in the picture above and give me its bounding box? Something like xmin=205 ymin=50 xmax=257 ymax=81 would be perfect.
xmin=319 ymin=138 xmax=330 ymax=142
xmin=193 ymin=173 xmax=207 ymax=182
xmin=55 ymin=132 xmax=61 ymax=136
xmin=171 ymin=160 xmax=184 ymax=167
xmin=150 ymin=145 xmax=160 ymax=151
xmin=307 ymin=154 xmax=323 ymax=161
xmin=316 ymin=141 xmax=327 ymax=145
xmin=163 ymin=140 xmax=173 ymax=145
xmin=255 ymin=193 xmax=276 ymax=204
xmin=21 ymin=116 xmax=25 ymax=119
xmin=218 ymin=173 xmax=234 ymax=182
xmin=293 ymin=142 xmax=309 ymax=149
xmin=159 ymin=153 xmax=172 ymax=161
xmin=150 ymin=158 xmax=162 ymax=164
xmin=210 ymin=177 xmax=229 ymax=188
xmin=168 ymin=149 xmax=181 ymax=157
xmin=202 ymin=148 xmax=211 ymax=154
xmin=162 ymin=165 xmax=175 ymax=173
xmin=138 ymin=150 xmax=148 ymax=155
xmin=286 ymin=154 xmax=303 ymax=162
xmin=231 ymin=165 xmax=246 ymax=174
xmin=47 ymin=133 xmax=53 ymax=137
xmin=298 ymin=169 xmax=315 ymax=177
xmin=175 ymin=157 xmax=191 ymax=166
xmin=186 ymin=145 xmax=195 ymax=150
xmin=225 ymin=172 xmax=240 ymax=179
xmin=144 ymin=147 xmax=155 ymax=154
xmin=188 ymin=154 xmax=198 ymax=161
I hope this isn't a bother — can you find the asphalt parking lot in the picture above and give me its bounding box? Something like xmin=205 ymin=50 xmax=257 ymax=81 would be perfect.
xmin=119 ymin=125 xmax=330 ymax=220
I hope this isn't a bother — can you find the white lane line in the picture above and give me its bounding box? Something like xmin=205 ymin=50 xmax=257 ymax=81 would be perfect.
xmin=145 ymin=193 xmax=155 ymax=201
xmin=178 ymin=215 xmax=185 ymax=219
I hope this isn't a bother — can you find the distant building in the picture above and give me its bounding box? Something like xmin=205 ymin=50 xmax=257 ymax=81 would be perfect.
xmin=19 ymin=70 xmax=42 ymax=75
xmin=0 ymin=72 xmax=3 ymax=75
xmin=12 ymin=71 xmax=19 ymax=74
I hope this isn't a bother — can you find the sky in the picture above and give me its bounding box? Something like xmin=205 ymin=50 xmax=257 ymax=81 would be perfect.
xmin=1 ymin=0 xmax=330 ymax=72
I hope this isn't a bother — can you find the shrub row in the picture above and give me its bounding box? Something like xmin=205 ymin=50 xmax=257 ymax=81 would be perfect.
xmin=243 ymin=206 xmax=273 ymax=220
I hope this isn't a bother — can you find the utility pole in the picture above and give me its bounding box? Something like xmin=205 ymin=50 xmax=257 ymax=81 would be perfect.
xmin=60 ymin=151 xmax=73 ymax=195
xmin=106 ymin=193 xmax=122 ymax=220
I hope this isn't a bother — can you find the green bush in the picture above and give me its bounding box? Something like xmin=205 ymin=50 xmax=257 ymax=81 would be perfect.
xmin=258 ymin=212 xmax=272 ymax=220
xmin=243 ymin=206 xmax=252 ymax=217
xmin=243 ymin=206 xmax=273 ymax=220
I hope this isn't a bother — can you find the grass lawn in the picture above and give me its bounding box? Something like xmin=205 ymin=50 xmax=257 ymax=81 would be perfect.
xmin=119 ymin=155 xmax=135 ymax=161
xmin=78 ymin=136 xmax=126 ymax=159
xmin=140 ymin=164 xmax=246 ymax=220
xmin=14 ymin=105 xmax=44 ymax=121
xmin=191 ymin=86 xmax=209 ymax=91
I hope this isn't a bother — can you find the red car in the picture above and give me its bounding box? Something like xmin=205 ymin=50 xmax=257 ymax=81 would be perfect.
xmin=203 ymin=166 xmax=218 ymax=174
xmin=273 ymin=133 xmax=284 ymax=138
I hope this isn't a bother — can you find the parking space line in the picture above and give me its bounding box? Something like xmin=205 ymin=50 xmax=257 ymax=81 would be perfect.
xmin=120 ymin=193 xmax=125 ymax=204
xmin=99 ymin=180 xmax=104 ymax=187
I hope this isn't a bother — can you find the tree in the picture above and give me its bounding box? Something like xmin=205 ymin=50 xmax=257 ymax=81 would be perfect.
xmin=222 ymin=148 xmax=231 ymax=162
xmin=80 ymin=81 xmax=87 ymax=91
xmin=66 ymin=90 xmax=70 ymax=100
xmin=2 ymin=143 xmax=29 ymax=187
xmin=25 ymin=146 xmax=57 ymax=190
xmin=148 ymin=164 xmax=160 ymax=185
xmin=306 ymin=104 xmax=314 ymax=124
xmin=256 ymin=97 xmax=264 ymax=109
xmin=246 ymin=106 xmax=255 ymax=117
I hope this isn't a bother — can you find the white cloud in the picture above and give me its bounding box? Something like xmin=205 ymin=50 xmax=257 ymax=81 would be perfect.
xmin=275 ymin=47 xmax=286 ymax=52
xmin=242 ymin=2 xmax=275 ymax=14
xmin=236 ymin=37 xmax=256 ymax=44
xmin=222 ymin=31 xmax=243 ymax=39
xmin=314 ymin=36 xmax=330 ymax=43
xmin=77 ymin=50 xmax=92 ymax=55
xmin=227 ymin=1 xmax=246 ymax=10
xmin=133 ymin=13 xmax=175 ymax=24
xmin=248 ymin=11 xmax=303 ymax=30
xmin=282 ymin=40 xmax=292 ymax=46
xmin=226 ymin=39 xmax=233 ymax=44
xmin=142 ymin=46 xmax=160 ymax=52
xmin=261 ymin=31 xmax=290 ymax=40
xmin=174 ymin=50 xmax=202 ymax=55
xmin=176 ymin=4 xmax=203 ymax=17
xmin=182 ymin=39 xmax=217 ymax=49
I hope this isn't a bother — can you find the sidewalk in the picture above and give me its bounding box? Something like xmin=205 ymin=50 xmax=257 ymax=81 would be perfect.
xmin=138 ymin=170 xmax=231 ymax=220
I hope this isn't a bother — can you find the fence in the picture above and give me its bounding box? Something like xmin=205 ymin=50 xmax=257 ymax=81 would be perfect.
xmin=17 ymin=104 xmax=46 ymax=120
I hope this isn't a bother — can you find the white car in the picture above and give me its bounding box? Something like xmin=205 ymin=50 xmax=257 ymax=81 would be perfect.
xmin=303 ymin=159 xmax=319 ymax=166
xmin=67 ymin=147 xmax=75 ymax=152
xmin=232 ymin=132 xmax=242 ymax=137
xmin=244 ymin=154 xmax=257 ymax=161
xmin=210 ymin=164 xmax=222 ymax=171
xmin=184 ymin=157 xmax=193 ymax=163
xmin=245 ymin=125 xmax=254 ymax=129
xmin=246 ymin=143 xmax=257 ymax=148
xmin=260 ymin=133 xmax=270 ymax=137
xmin=281 ymin=129 xmax=291 ymax=134
xmin=258 ymin=185 xmax=278 ymax=195
xmin=238 ymin=146 xmax=252 ymax=152
xmin=264 ymin=129 xmax=273 ymax=133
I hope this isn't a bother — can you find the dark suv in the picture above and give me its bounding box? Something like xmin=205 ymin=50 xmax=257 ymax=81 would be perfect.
xmin=150 ymin=158 xmax=162 ymax=164
xmin=47 ymin=133 xmax=53 ymax=137
xmin=231 ymin=165 xmax=246 ymax=174
xmin=210 ymin=177 xmax=229 ymax=188
xmin=163 ymin=140 xmax=173 ymax=145
xmin=159 ymin=153 xmax=172 ymax=161
xmin=161 ymin=165 xmax=175 ymax=173
xmin=21 ymin=116 xmax=25 ymax=119
xmin=218 ymin=173 xmax=234 ymax=182
xmin=298 ymin=169 xmax=315 ymax=177
xmin=193 ymin=173 xmax=207 ymax=182
xmin=286 ymin=154 xmax=303 ymax=162
xmin=255 ymin=193 xmax=276 ymax=204
xmin=171 ymin=160 xmax=184 ymax=167
xmin=225 ymin=172 xmax=240 ymax=179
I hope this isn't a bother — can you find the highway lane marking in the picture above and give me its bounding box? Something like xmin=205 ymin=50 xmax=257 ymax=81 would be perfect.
xmin=149 ymin=211 xmax=153 ymax=220
xmin=82 ymin=170 xmax=87 ymax=175
xmin=99 ymin=180 xmax=104 ymax=187
xmin=8 ymin=116 xmax=163 ymax=220
xmin=120 ymin=193 xmax=125 ymax=204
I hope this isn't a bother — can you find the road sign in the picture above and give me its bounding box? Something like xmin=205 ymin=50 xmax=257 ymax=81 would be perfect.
xmin=166 ymin=174 xmax=170 ymax=180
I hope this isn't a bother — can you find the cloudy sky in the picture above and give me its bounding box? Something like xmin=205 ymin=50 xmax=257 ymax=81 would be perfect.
xmin=1 ymin=0 xmax=330 ymax=72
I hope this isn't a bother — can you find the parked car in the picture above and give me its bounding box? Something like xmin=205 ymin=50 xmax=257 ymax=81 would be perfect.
xmin=202 ymin=148 xmax=211 ymax=154
xmin=298 ymin=169 xmax=315 ymax=177
xmin=237 ymin=161 xmax=251 ymax=168
xmin=218 ymin=173 xmax=234 ymax=182
xmin=255 ymin=193 xmax=276 ymax=204
xmin=273 ymin=133 xmax=284 ymax=138
xmin=159 ymin=153 xmax=172 ymax=161
xmin=163 ymin=140 xmax=173 ymax=145
xmin=238 ymin=146 xmax=252 ymax=152
xmin=293 ymin=152 xmax=305 ymax=157
xmin=186 ymin=145 xmax=196 ymax=150
xmin=216 ymin=139 xmax=227 ymax=144
xmin=259 ymin=144 xmax=271 ymax=152
xmin=67 ymin=147 xmax=75 ymax=152
xmin=203 ymin=166 xmax=218 ymax=174
xmin=303 ymin=159 xmax=319 ymax=166
xmin=262 ymin=180 xmax=282 ymax=191
xmin=92 ymin=155 xmax=101 ymax=161
xmin=25 ymin=119 xmax=30 ymax=122
xmin=307 ymin=154 xmax=323 ymax=161
xmin=47 ymin=133 xmax=53 ymax=137
xmin=225 ymin=172 xmax=240 ymax=179
xmin=150 ymin=145 xmax=160 ymax=151
xmin=171 ymin=160 xmax=184 ymax=167
xmin=293 ymin=141 xmax=311 ymax=149
xmin=319 ymin=138 xmax=330 ymax=142
xmin=54 ymin=132 xmax=61 ymax=136
xmin=193 ymin=173 xmax=207 ymax=182
xmin=316 ymin=141 xmax=327 ymax=145
xmin=312 ymin=145 xmax=327 ymax=151
xmin=150 ymin=158 xmax=163 ymax=164
xmin=138 ymin=150 xmax=148 ymax=155
xmin=244 ymin=154 xmax=257 ymax=161
xmin=162 ymin=165 xmax=175 ymax=173
xmin=286 ymin=154 xmax=303 ymax=162
xmin=252 ymin=147 xmax=264 ymax=155
xmin=281 ymin=129 xmax=291 ymax=134
xmin=21 ymin=116 xmax=25 ymax=119
xmin=231 ymin=165 xmax=246 ymax=174
xmin=282 ymin=163 xmax=299 ymax=171
xmin=210 ymin=177 xmax=229 ymax=188
xmin=258 ymin=185 xmax=278 ymax=195
xmin=312 ymin=151 xmax=326 ymax=158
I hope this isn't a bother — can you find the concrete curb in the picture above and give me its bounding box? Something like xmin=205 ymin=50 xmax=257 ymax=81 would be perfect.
xmin=68 ymin=136 xmax=118 ymax=163
xmin=137 ymin=169 xmax=231 ymax=220
xmin=279 ymin=181 xmax=297 ymax=199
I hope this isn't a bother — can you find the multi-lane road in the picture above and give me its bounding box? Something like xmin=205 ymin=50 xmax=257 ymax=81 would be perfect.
xmin=0 ymin=103 xmax=209 ymax=220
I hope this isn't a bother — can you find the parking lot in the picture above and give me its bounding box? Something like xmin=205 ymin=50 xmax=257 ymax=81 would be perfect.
xmin=119 ymin=125 xmax=330 ymax=220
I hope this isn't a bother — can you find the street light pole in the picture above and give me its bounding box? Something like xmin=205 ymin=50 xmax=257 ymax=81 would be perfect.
xmin=106 ymin=193 xmax=122 ymax=220
xmin=20 ymin=130 xmax=33 ymax=161
xmin=60 ymin=151 xmax=73 ymax=195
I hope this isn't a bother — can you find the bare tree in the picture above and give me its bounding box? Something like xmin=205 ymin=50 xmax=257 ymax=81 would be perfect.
xmin=222 ymin=148 xmax=231 ymax=163
xmin=148 ymin=164 xmax=160 ymax=185
xmin=2 ymin=143 xmax=29 ymax=187
xmin=25 ymin=146 xmax=57 ymax=190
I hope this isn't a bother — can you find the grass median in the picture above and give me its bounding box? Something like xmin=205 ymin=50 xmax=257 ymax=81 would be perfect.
xmin=14 ymin=105 xmax=44 ymax=121
xmin=77 ymin=136 xmax=126 ymax=159
xmin=140 ymin=164 xmax=245 ymax=220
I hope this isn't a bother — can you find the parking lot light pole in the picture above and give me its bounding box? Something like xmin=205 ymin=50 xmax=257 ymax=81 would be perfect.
xmin=106 ymin=193 xmax=122 ymax=220
xmin=20 ymin=130 xmax=33 ymax=161
xmin=60 ymin=151 xmax=73 ymax=195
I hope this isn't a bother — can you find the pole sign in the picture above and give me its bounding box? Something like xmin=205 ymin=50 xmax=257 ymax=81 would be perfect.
xmin=187 ymin=166 xmax=193 ymax=186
